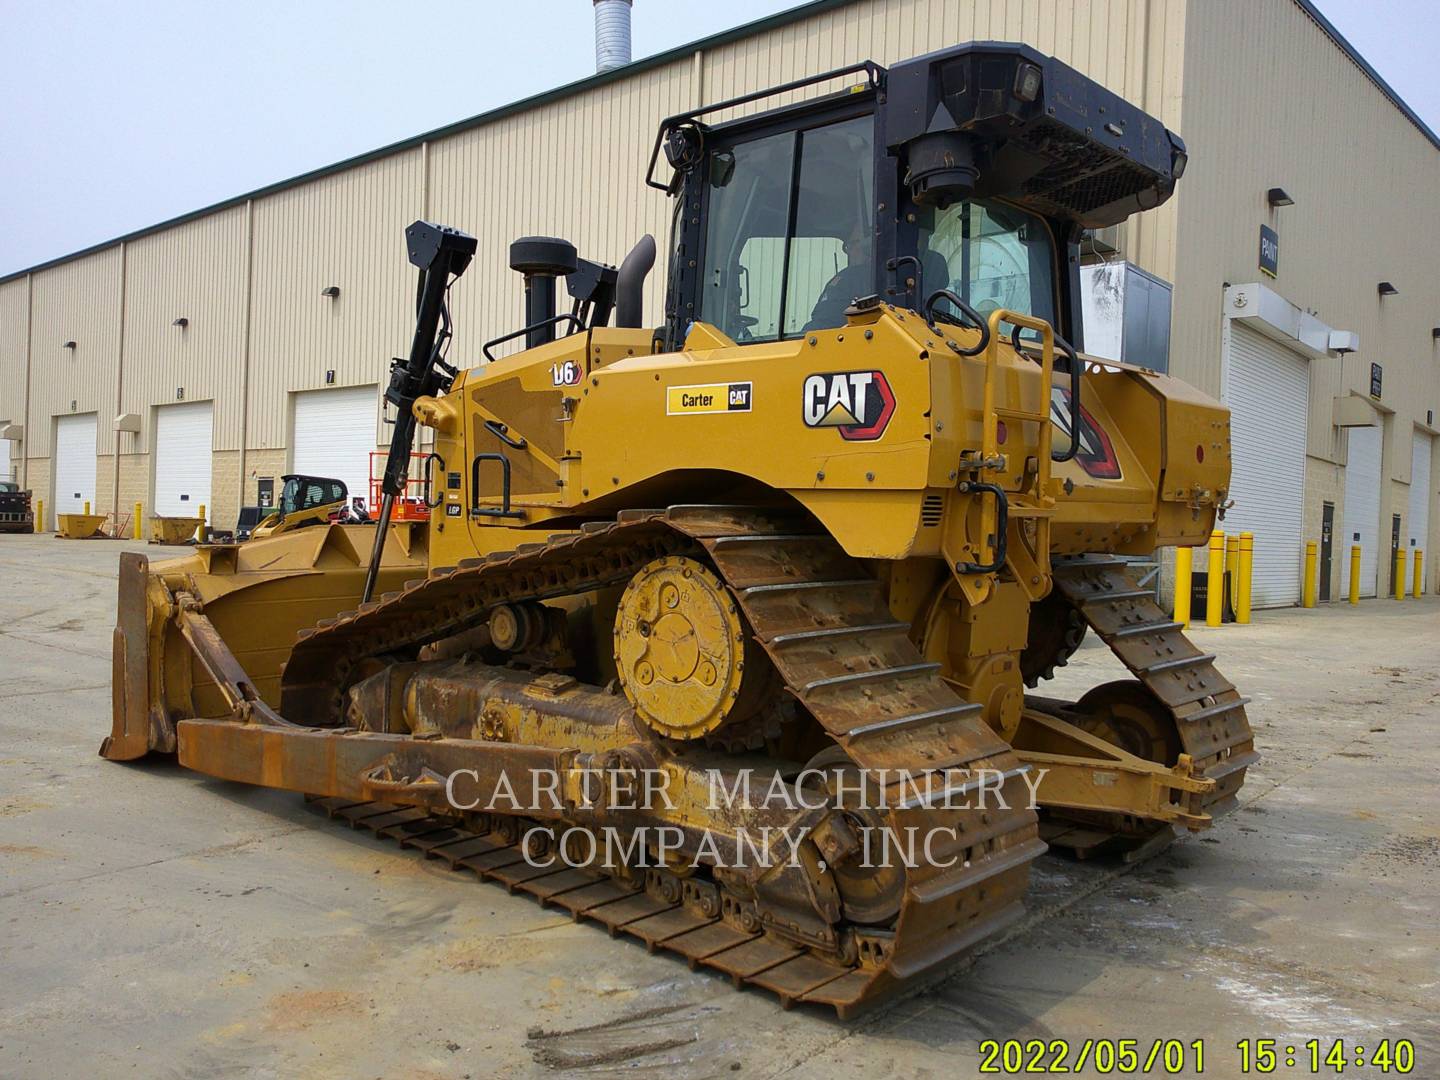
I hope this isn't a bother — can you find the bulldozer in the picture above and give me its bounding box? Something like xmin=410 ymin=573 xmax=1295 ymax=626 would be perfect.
xmin=102 ymin=42 xmax=1256 ymax=1016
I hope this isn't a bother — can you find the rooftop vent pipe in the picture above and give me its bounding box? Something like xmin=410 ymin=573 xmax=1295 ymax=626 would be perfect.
xmin=594 ymin=0 xmax=633 ymax=73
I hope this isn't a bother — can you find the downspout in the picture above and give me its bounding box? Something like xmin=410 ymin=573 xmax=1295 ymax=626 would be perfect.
xmin=21 ymin=274 xmax=32 ymax=491
xmin=112 ymin=241 xmax=127 ymax=521
xmin=236 ymin=199 xmax=255 ymax=514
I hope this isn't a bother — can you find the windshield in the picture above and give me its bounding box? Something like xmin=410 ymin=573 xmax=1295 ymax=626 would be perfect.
xmin=916 ymin=199 xmax=1057 ymax=333
xmin=698 ymin=115 xmax=874 ymax=343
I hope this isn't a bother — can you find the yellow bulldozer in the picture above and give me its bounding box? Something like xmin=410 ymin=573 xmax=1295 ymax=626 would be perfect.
xmin=103 ymin=43 xmax=1255 ymax=1016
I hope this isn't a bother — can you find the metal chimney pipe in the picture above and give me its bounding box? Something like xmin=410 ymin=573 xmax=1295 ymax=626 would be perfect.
xmin=593 ymin=0 xmax=633 ymax=73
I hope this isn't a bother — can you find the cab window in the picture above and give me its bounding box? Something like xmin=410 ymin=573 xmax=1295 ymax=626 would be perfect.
xmin=916 ymin=200 xmax=1057 ymax=334
xmin=698 ymin=115 xmax=874 ymax=343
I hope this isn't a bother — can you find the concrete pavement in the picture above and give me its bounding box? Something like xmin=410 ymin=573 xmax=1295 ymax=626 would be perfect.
xmin=1 ymin=533 xmax=1436 ymax=1078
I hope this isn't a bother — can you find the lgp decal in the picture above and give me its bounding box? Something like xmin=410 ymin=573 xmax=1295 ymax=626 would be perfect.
xmin=667 ymin=381 xmax=752 ymax=415
xmin=1050 ymin=386 xmax=1121 ymax=480
xmin=802 ymin=371 xmax=895 ymax=441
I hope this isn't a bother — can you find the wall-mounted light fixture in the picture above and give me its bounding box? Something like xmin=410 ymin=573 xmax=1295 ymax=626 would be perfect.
xmin=1266 ymin=187 xmax=1294 ymax=207
xmin=1431 ymin=327 xmax=1440 ymax=340
xmin=321 ymin=285 xmax=341 ymax=299
xmin=172 ymin=317 xmax=189 ymax=328
xmin=1377 ymin=282 xmax=1399 ymax=297
xmin=62 ymin=340 xmax=77 ymax=350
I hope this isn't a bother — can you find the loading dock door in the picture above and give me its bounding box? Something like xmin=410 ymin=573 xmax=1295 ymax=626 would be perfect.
xmin=0 ymin=435 xmax=11 ymax=482
xmin=1409 ymin=431 xmax=1432 ymax=556
xmin=154 ymin=401 xmax=213 ymax=520
xmin=1223 ymin=323 xmax=1308 ymax=607
xmin=54 ymin=413 xmax=98 ymax=520
xmin=1341 ymin=424 xmax=1382 ymax=599
xmin=292 ymin=386 xmax=377 ymax=511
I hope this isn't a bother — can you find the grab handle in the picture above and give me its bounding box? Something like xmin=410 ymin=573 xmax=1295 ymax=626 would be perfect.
xmin=954 ymin=481 xmax=1008 ymax=574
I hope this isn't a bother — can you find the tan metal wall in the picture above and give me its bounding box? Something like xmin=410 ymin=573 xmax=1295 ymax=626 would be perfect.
xmin=118 ymin=204 xmax=249 ymax=452
xmin=428 ymin=54 xmax=697 ymax=361
xmin=1174 ymin=0 xmax=1440 ymax=436
xmin=1175 ymin=0 xmax=1440 ymax=585
xmin=25 ymin=246 xmax=123 ymax=458
xmin=0 ymin=278 xmax=28 ymax=434
xmin=246 ymin=148 xmax=424 ymax=448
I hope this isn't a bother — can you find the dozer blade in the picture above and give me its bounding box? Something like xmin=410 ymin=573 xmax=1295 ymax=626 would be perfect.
xmin=101 ymin=523 xmax=429 ymax=761
xmin=102 ymin=551 xmax=157 ymax=761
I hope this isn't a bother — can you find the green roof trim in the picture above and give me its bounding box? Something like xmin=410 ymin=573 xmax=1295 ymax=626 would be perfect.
xmin=0 ymin=0 xmax=856 ymax=284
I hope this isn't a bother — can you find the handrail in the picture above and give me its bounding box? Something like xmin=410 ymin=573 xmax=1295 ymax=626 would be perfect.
xmin=423 ymin=452 xmax=445 ymax=510
xmin=644 ymin=61 xmax=882 ymax=190
xmin=470 ymin=453 xmax=526 ymax=519
xmin=1010 ymin=323 xmax=1082 ymax=463
xmin=923 ymin=289 xmax=990 ymax=356
xmin=981 ymin=309 xmax=1057 ymax=473
xmin=481 ymin=314 xmax=584 ymax=362
xmin=954 ymin=482 xmax=1009 ymax=574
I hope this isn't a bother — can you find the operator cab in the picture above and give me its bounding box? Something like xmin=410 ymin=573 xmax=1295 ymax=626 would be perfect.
xmin=278 ymin=475 xmax=347 ymax=519
xmin=653 ymin=42 xmax=1187 ymax=352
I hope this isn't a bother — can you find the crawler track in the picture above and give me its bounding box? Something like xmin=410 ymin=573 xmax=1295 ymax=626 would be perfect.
xmin=280 ymin=505 xmax=1045 ymax=1016
xmin=1040 ymin=558 xmax=1259 ymax=849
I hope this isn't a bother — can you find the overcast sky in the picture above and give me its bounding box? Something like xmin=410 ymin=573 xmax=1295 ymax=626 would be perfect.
xmin=2 ymin=0 xmax=1437 ymax=277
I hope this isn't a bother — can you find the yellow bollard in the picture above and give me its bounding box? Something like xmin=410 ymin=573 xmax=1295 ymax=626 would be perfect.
xmin=1302 ymin=540 xmax=1318 ymax=609
xmin=197 ymin=502 xmax=207 ymax=543
xmin=1394 ymin=549 xmax=1405 ymax=600
xmin=1414 ymin=550 xmax=1425 ymax=598
xmin=83 ymin=500 xmax=91 ymax=516
xmin=36 ymin=498 xmax=44 ymax=533
xmin=1349 ymin=544 xmax=1361 ymax=605
xmin=1206 ymin=530 xmax=1225 ymax=627
xmin=133 ymin=502 xmax=143 ymax=541
xmin=1174 ymin=546 xmax=1193 ymax=628
xmin=1237 ymin=532 xmax=1254 ymax=624
xmin=1225 ymin=534 xmax=1240 ymax=612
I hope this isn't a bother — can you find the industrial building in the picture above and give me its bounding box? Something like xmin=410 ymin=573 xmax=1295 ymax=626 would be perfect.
xmin=1 ymin=0 xmax=1436 ymax=606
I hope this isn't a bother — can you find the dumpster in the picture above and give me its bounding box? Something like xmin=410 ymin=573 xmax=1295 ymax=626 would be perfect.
xmin=56 ymin=513 xmax=108 ymax=539
xmin=149 ymin=516 xmax=203 ymax=544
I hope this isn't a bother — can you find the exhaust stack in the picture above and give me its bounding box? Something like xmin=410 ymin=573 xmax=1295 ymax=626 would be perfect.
xmin=593 ymin=0 xmax=632 ymax=73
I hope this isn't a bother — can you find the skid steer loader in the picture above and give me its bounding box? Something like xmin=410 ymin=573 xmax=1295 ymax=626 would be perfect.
xmin=103 ymin=42 xmax=1256 ymax=1016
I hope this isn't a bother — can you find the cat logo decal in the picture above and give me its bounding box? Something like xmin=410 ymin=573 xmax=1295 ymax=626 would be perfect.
xmin=802 ymin=371 xmax=895 ymax=441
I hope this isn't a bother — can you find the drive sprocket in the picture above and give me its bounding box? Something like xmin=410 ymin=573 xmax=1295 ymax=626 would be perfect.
xmin=612 ymin=554 xmax=774 ymax=744
xmin=1020 ymin=588 xmax=1087 ymax=687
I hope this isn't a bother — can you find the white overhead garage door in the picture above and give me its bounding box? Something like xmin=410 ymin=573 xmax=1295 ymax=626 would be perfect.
xmin=1341 ymin=424 xmax=1382 ymax=599
xmin=1223 ymin=323 xmax=1308 ymax=608
xmin=0 ymin=435 xmax=12 ymax=483
xmin=293 ymin=386 xmax=377 ymax=511
xmin=54 ymin=413 xmax=98 ymax=520
xmin=154 ymin=400 xmax=213 ymax=520
xmin=1410 ymin=430 xmax=1433 ymax=557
